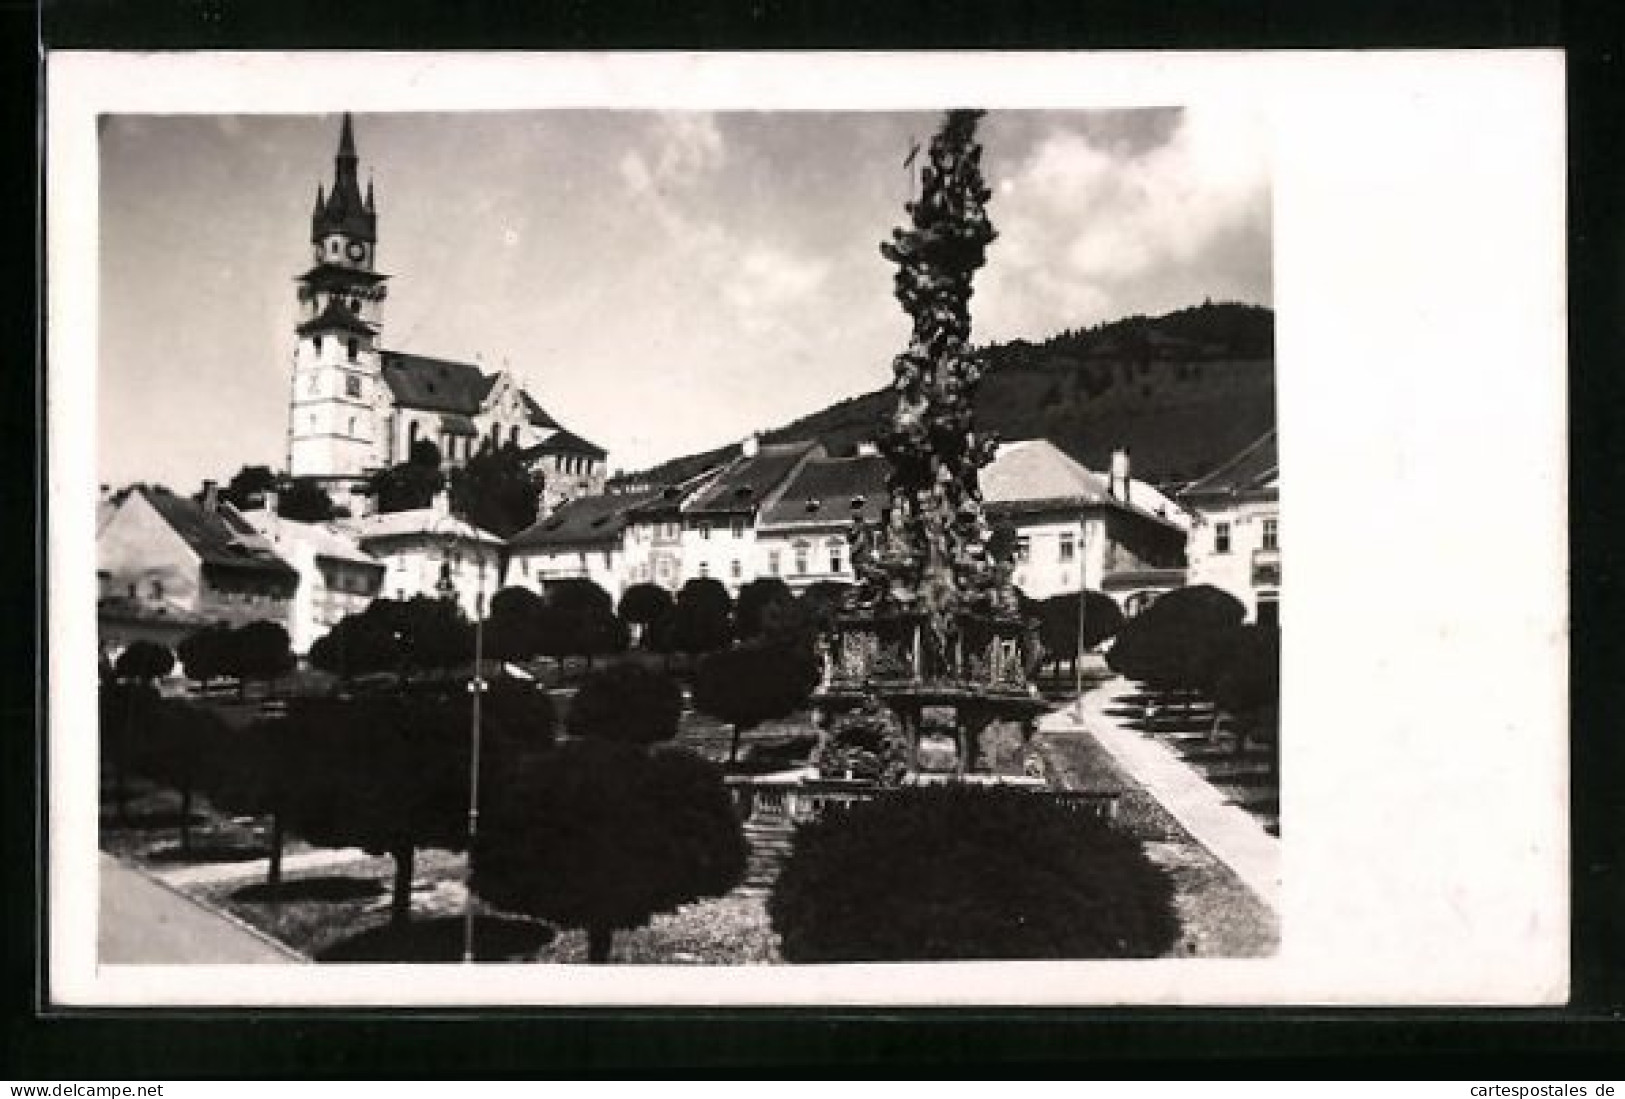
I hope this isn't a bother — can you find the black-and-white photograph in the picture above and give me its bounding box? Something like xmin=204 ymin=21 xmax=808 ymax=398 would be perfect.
xmin=50 ymin=52 xmax=1566 ymax=1005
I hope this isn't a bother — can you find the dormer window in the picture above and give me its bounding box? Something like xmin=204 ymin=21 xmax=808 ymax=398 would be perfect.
xmin=347 ymin=338 xmax=359 ymax=362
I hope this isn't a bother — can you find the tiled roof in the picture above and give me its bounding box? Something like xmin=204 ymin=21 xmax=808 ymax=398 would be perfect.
xmin=141 ymin=491 xmax=299 ymax=581
xmin=379 ymin=350 xmax=496 ymax=414
xmin=295 ymin=297 xmax=376 ymax=338
xmin=980 ymin=439 xmax=1186 ymax=531
xmin=683 ymin=441 xmax=821 ymax=515
xmin=508 ymin=489 xmax=662 ymax=550
xmin=1180 ymin=430 xmax=1278 ymax=500
xmin=758 ymin=454 xmax=890 ymax=529
xmin=523 ymin=427 xmax=606 ymax=461
xmin=345 ymin=507 xmax=504 ymax=547
xmin=238 ymin=511 xmax=384 ymax=570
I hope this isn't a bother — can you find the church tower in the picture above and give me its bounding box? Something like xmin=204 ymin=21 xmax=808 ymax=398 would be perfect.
xmin=287 ymin=113 xmax=392 ymax=481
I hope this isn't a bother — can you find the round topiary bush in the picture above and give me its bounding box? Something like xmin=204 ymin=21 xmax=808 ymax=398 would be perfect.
xmin=768 ymin=783 xmax=1179 ymax=962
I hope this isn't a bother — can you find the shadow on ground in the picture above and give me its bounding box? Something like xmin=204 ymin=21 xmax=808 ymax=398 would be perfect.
xmin=316 ymin=915 xmax=557 ymax=963
xmin=231 ymin=875 xmax=383 ymax=904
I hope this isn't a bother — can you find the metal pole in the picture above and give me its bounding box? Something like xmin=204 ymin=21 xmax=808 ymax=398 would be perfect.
xmin=1073 ymin=520 xmax=1088 ymax=722
xmin=463 ymin=532 xmax=486 ymax=964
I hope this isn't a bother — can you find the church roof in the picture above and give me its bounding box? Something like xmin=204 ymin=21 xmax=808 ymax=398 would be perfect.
xmin=758 ymin=453 xmax=890 ymax=530
xmin=522 ymin=392 xmax=559 ymax=431
xmin=312 ymin=113 xmax=376 ymax=243
xmin=296 ymin=297 xmax=376 ymax=338
xmin=379 ymin=350 xmax=496 ymax=414
xmin=344 ymin=507 xmax=504 ymax=547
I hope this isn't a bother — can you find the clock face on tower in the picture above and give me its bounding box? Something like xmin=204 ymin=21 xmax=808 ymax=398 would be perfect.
xmin=346 ymin=241 xmax=367 ymax=262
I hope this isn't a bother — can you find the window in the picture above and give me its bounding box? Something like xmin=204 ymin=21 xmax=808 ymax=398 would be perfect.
xmin=793 ymin=540 xmax=810 ymax=575
xmin=347 ymin=338 xmax=358 ymax=362
xmin=509 ymin=425 xmax=520 ymax=446
xmin=1215 ymin=522 xmax=1232 ymax=554
xmin=347 ymin=416 xmax=356 ymax=435
xmin=149 ymin=579 xmax=164 ymax=600
xmin=345 ymin=375 xmax=362 ymax=398
xmin=698 ymin=561 xmax=710 ymax=578
xmin=698 ymin=521 xmax=711 ymax=540
xmin=1257 ymin=596 xmax=1279 ymax=628
xmin=768 ymin=550 xmax=781 ymax=576
xmin=730 ymin=559 xmax=742 ymax=580
xmin=1014 ymin=536 xmax=1031 ymax=563
xmin=1262 ymin=517 xmax=1279 ymax=551
xmin=828 ymin=538 xmax=845 ymax=574
xmin=1058 ymin=533 xmax=1075 ymax=562
xmin=308 ymin=374 xmax=319 ymax=395
xmin=408 ymin=421 xmax=420 ymax=447
xmin=730 ymin=517 xmax=746 ymax=538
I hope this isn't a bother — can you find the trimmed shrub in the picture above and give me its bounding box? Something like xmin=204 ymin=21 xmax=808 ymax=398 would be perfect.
xmin=769 ymin=784 xmax=1179 ymax=962
xmin=566 ymin=663 xmax=682 ymax=746
xmin=472 ymin=738 xmax=746 ymax=963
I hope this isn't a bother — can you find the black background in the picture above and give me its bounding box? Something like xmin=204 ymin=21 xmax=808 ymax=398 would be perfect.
xmin=10 ymin=0 xmax=1624 ymax=1077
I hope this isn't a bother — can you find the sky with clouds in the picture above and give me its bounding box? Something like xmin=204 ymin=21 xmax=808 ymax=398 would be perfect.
xmin=98 ymin=107 xmax=1270 ymax=490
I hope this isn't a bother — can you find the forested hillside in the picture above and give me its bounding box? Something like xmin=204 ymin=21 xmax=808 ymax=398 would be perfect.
xmin=626 ymin=301 xmax=1275 ymax=491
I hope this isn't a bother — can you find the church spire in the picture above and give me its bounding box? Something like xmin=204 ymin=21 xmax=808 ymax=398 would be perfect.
xmin=337 ymin=111 xmax=357 ymax=161
xmin=311 ymin=112 xmax=376 ymax=244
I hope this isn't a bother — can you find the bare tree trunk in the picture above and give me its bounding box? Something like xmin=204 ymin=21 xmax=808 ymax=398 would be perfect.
xmin=586 ymin=925 xmax=614 ymax=964
xmin=266 ymin=813 xmax=285 ymax=891
xmin=390 ymin=843 xmax=415 ymax=926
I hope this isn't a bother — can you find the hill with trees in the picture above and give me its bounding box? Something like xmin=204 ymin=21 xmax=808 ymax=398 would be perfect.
xmin=625 ymin=301 xmax=1274 ymax=491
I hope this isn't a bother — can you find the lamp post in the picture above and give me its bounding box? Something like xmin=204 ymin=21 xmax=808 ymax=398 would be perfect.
xmin=1073 ymin=519 xmax=1089 ymax=723
xmin=433 ymin=515 xmax=488 ymax=964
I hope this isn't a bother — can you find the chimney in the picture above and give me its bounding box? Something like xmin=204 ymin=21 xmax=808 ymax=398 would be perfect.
xmin=432 ymin=488 xmax=452 ymax=518
xmin=1109 ymin=448 xmax=1131 ymax=503
xmin=741 ymin=434 xmax=760 ymax=459
xmin=202 ymin=480 xmax=219 ymax=514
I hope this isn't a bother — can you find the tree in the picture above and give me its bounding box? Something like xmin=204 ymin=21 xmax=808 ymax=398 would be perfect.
xmin=797 ymin=580 xmax=853 ymax=635
xmin=769 ymin=784 xmax=1179 ymax=962
xmin=225 ymin=620 xmax=296 ymax=697
xmin=664 ymin=577 xmax=733 ymax=655
xmin=1107 ymin=584 xmax=1245 ymax=704
xmin=566 ymin=663 xmax=682 ymax=746
xmin=276 ymin=694 xmax=472 ymax=924
xmin=217 ymin=464 xmax=278 ymax=511
xmin=691 ymin=641 xmax=820 ymax=766
xmin=1037 ymin=591 xmax=1125 ymax=676
xmin=472 ymin=737 xmax=745 ymax=963
xmin=277 ymin=477 xmax=338 ymax=522
xmin=484 ymin=586 xmax=550 ymax=662
xmin=543 ymin=579 xmax=626 ymax=669
xmin=1208 ymin=623 xmax=1280 ymax=766
xmin=100 ymin=680 xmax=161 ymax=824
xmin=616 ymin=583 xmax=674 ymax=650
xmin=366 ymin=440 xmax=445 ymax=514
xmin=450 ymin=440 xmax=539 ymax=540
xmin=308 ymin=607 xmax=401 ymax=683
xmin=114 ymin=640 xmax=174 ymax=684
xmin=177 ymin=624 xmax=233 ymax=690
xmin=370 ymin=596 xmax=476 ymax=678
xmin=734 ymin=577 xmax=795 ymax=643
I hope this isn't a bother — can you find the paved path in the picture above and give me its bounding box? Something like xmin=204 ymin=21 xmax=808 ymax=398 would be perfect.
xmin=1041 ymin=677 xmax=1281 ymax=912
xmin=151 ymin=846 xmax=372 ymax=888
xmin=99 ymin=854 xmax=305 ymax=964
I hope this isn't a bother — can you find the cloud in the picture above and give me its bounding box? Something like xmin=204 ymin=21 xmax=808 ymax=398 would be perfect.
xmin=976 ymin=106 xmax=1272 ymax=340
xmin=723 ymin=245 xmax=832 ymax=335
xmin=619 ymin=111 xmax=725 ymax=198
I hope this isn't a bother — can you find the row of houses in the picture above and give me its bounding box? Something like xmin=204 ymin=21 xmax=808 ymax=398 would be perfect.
xmin=96 ymin=431 xmax=1278 ymax=660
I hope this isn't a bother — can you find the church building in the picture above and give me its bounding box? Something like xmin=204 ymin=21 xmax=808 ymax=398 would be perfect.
xmin=285 ymin=114 xmax=607 ymax=513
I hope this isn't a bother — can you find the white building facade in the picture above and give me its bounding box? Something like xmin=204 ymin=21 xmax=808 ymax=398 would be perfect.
xmin=1181 ymin=431 xmax=1280 ymax=626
